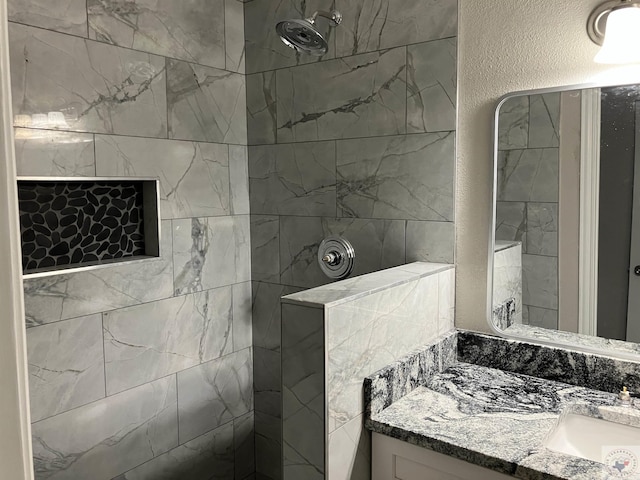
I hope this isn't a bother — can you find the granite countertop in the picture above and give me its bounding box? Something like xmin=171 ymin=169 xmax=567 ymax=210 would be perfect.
xmin=367 ymin=363 xmax=640 ymax=480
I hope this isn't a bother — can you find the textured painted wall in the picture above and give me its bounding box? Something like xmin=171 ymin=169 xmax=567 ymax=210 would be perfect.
xmin=245 ymin=1 xmax=458 ymax=478
xmin=457 ymin=0 xmax=629 ymax=334
xmin=9 ymin=1 xmax=254 ymax=478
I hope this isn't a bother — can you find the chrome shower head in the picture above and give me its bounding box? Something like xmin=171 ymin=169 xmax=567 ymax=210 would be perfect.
xmin=275 ymin=10 xmax=342 ymax=56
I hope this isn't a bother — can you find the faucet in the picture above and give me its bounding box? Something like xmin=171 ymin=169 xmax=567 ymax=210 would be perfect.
xmin=619 ymin=386 xmax=638 ymax=406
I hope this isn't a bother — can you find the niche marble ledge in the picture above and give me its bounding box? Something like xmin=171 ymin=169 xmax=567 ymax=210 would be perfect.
xmin=366 ymin=331 xmax=640 ymax=480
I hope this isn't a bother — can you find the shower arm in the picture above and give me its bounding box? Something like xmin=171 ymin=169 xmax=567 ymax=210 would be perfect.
xmin=307 ymin=10 xmax=342 ymax=27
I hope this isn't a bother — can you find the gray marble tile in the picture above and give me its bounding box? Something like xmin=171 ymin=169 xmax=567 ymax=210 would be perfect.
xmin=492 ymin=242 xmax=522 ymax=328
xmin=114 ymin=420 xmax=234 ymax=480
xmin=244 ymin=0 xmax=336 ymax=74
xmin=283 ymin=262 xmax=452 ymax=308
xmin=498 ymin=95 xmax=529 ymax=150
xmin=88 ymin=0 xmax=226 ymax=69
xmin=406 ymin=220 xmax=454 ymax=263
xmin=255 ymin=411 xmax=282 ymax=480
xmin=27 ymin=314 xmax=105 ymax=423
xmin=495 ymin=201 xmax=527 ymax=250
xmin=327 ymin=414 xmax=370 ymax=480
xmin=247 ymin=71 xmax=277 ymax=145
xmin=334 ymin=0 xmax=457 ymax=57
xmin=233 ymin=282 xmax=253 ymax=352
xmin=177 ymin=348 xmax=253 ymax=444
xmin=337 ymin=132 xmax=454 ymax=221
xmin=526 ymin=202 xmax=558 ymax=256
xmin=280 ymin=216 xmax=406 ymax=289
xmin=173 ymin=216 xmax=251 ymax=295
xmin=522 ymin=254 xmax=558 ymax=310
xmin=276 ymin=48 xmax=406 ymax=143
xmin=10 ymin=23 xmax=167 ymax=138
xmin=24 ymin=220 xmax=173 ymax=326
xmin=527 ymin=306 xmax=558 ymax=330
xmin=254 ymin=347 xmax=282 ymax=418
xmin=407 ymin=38 xmax=456 ymax=133
xmin=14 ymin=128 xmax=95 ymax=176
xmin=32 ymin=376 xmax=178 ymax=480
xmin=234 ymin=411 xmax=256 ymax=480
xmin=326 ymin=272 xmax=440 ymax=431
xmin=225 ymin=0 xmax=245 ymax=73
xmin=438 ymin=268 xmax=455 ymax=336
xmin=497 ymin=148 xmax=559 ymax=202
xmin=528 ymin=93 xmax=560 ymax=149
xmin=252 ymin=282 xmax=302 ymax=352
xmin=95 ymin=135 xmax=230 ymax=219
xmin=103 ymin=288 xmax=233 ymax=395
xmin=282 ymin=303 xmax=325 ymax=478
xmin=251 ymin=216 xmax=280 ymax=283
xmin=249 ymin=141 xmax=336 ymax=216
xmin=230 ymin=145 xmax=250 ymax=215
xmin=8 ymin=0 xmax=88 ymax=36
xmin=167 ymin=59 xmax=247 ymax=144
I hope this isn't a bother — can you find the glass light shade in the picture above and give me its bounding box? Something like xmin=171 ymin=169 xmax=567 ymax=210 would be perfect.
xmin=595 ymin=7 xmax=640 ymax=64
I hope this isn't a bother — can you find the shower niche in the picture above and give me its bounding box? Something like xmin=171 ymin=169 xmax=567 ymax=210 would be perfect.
xmin=18 ymin=177 xmax=161 ymax=278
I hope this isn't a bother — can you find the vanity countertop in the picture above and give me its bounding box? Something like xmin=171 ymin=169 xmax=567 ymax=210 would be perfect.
xmin=367 ymin=362 xmax=640 ymax=480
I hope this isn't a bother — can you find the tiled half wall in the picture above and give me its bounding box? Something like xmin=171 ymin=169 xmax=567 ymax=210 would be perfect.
xmin=280 ymin=262 xmax=455 ymax=479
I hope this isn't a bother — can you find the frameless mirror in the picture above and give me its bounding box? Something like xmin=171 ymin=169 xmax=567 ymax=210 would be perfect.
xmin=491 ymin=83 xmax=640 ymax=359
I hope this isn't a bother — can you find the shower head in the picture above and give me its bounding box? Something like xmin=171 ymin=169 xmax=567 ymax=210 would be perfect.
xmin=275 ymin=10 xmax=342 ymax=56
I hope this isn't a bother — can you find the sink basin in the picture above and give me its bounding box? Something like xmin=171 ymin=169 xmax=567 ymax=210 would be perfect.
xmin=545 ymin=413 xmax=640 ymax=474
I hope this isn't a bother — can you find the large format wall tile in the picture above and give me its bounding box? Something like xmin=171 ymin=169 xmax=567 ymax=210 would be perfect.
xmin=8 ymin=0 xmax=88 ymax=36
xmin=95 ymin=135 xmax=230 ymax=219
xmin=225 ymin=0 xmax=246 ymax=73
xmin=405 ymin=220 xmax=455 ymax=264
xmin=337 ymin=132 xmax=454 ymax=221
xmin=114 ymin=422 xmax=235 ymax=480
xmin=528 ymin=93 xmax=560 ymax=148
xmin=24 ymin=220 xmax=174 ymax=326
xmin=254 ymin=347 xmax=282 ymax=419
xmin=279 ymin=216 xmax=405 ymax=288
xmin=495 ymin=201 xmax=527 ymax=248
xmin=334 ymin=0 xmax=456 ymax=57
xmin=32 ymin=376 xmax=178 ymax=480
xmin=522 ymin=254 xmax=558 ymax=310
xmin=230 ymin=145 xmax=250 ymax=215
xmin=326 ymin=273 xmax=440 ymax=431
xmin=14 ymin=129 xmax=95 ymax=176
xmin=497 ymin=148 xmax=559 ymax=202
xmin=252 ymin=282 xmax=301 ymax=352
xmin=251 ymin=216 xmax=280 ymax=283
xmin=10 ymin=23 xmax=167 ymax=138
xmin=407 ymin=38 xmax=456 ymax=133
xmin=244 ymin=0 xmax=336 ymax=74
xmin=246 ymin=72 xmax=277 ymax=145
xmin=177 ymin=348 xmax=253 ymax=444
xmin=167 ymin=59 xmax=247 ymax=145
xmin=276 ymin=48 xmax=407 ymax=142
xmin=233 ymin=282 xmax=253 ymax=352
xmin=173 ymin=216 xmax=250 ymax=294
xmin=255 ymin=411 xmax=282 ymax=480
xmin=498 ymin=95 xmax=529 ymax=150
xmin=27 ymin=314 xmax=105 ymax=422
xmin=327 ymin=414 xmax=370 ymax=480
xmin=249 ymin=141 xmax=336 ymax=216
xmin=103 ymin=288 xmax=233 ymax=394
xmin=526 ymin=202 xmax=558 ymax=256
xmin=88 ymin=0 xmax=225 ymax=70
xmin=234 ymin=411 xmax=256 ymax=479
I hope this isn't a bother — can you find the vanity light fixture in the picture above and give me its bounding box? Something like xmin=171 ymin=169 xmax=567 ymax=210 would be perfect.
xmin=588 ymin=0 xmax=640 ymax=63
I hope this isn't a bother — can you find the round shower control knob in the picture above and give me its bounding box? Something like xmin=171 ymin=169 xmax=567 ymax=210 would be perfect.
xmin=318 ymin=236 xmax=355 ymax=280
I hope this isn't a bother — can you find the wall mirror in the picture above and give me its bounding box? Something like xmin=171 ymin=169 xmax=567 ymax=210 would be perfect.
xmin=491 ymin=82 xmax=640 ymax=359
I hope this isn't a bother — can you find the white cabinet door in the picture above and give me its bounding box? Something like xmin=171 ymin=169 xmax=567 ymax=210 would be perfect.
xmin=372 ymin=433 xmax=515 ymax=480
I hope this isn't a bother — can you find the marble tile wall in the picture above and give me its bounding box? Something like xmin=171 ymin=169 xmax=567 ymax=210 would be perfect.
xmin=495 ymin=93 xmax=560 ymax=330
xmin=492 ymin=241 xmax=522 ymax=330
xmin=280 ymin=263 xmax=456 ymax=480
xmin=10 ymin=1 xmax=253 ymax=478
xmin=245 ymin=2 xmax=458 ymax=476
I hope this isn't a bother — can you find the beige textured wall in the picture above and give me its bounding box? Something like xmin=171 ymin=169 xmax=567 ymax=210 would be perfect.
xmin=456 ymin=0 xmax=640 ymax=332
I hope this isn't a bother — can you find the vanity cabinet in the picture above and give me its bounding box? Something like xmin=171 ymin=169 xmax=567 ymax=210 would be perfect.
xmin=372 ymin=433 xmax=514 ymax=480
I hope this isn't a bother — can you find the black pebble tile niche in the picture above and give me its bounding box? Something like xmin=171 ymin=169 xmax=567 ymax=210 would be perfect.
xmin=18 ymin=178 xmax=160 ymax=276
